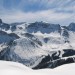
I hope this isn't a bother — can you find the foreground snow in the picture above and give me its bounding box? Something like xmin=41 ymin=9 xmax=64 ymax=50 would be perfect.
xmin=0 ymin=61 xmax=75 ymax=75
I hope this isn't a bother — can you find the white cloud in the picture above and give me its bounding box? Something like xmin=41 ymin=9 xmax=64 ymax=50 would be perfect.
xmin=0 ymin=0 xmax=75 ymax=26
xmin=0 ymin=9 xmax=75 ymax=25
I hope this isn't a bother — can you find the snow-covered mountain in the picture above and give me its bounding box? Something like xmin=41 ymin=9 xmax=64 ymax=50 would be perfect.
xmin=26 ymin=22 xmax=61 ymax=33
xmin=0 ymin=19 xmax=75 ymax=69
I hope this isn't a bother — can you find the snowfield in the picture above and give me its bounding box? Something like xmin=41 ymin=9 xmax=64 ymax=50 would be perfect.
xmin=0 ymin=61 xmax=75 ymax=75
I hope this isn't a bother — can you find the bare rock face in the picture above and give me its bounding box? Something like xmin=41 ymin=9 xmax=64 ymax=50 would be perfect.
xmin=26 ymin=22 xmax=61 ymax=33
xmin=68 ymin=23 xmax=75 ymax=31
xmin=0 ymin=19 xmax=2 ymax=24
xmin=0 ymin=19 xmax=10 ymax=30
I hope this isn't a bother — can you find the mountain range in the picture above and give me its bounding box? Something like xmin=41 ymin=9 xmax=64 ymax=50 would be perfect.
xmin=0 ymin=19 xmax=75 ymax=69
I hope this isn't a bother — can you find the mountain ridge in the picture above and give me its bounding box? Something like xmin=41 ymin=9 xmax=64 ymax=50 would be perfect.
xmin=0 ymin=18 xmax=75 ymax=69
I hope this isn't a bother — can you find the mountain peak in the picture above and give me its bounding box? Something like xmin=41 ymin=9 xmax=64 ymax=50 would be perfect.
xmin=0 ymin=19 xmax=2 ymax=24
xmin=68 ymin=22 xmax=75 ymax=31
xmin=27 ymin=22 xmax=61 ymax=33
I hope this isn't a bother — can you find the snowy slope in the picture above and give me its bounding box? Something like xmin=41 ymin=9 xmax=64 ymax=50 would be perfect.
xmin=0 ymin=61 xmax=75 ymax=75
xmin=2 ymin=37 xmax=48 ymax=67
xmin=36 ymin=63 xmax=75 ymax=75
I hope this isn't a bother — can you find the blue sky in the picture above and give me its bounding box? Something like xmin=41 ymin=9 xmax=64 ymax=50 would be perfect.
xmin=0 ymin=0 xmax=75 ymax=25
